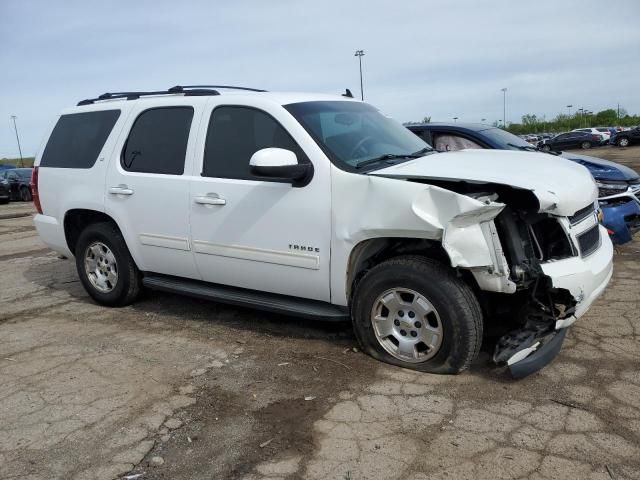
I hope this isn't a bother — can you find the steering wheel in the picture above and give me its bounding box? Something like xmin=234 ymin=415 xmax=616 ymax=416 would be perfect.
xmin=350 ymin=136 xmax=375 ymax=158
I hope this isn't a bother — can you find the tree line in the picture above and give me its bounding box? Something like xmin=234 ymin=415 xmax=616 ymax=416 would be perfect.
xmin=404 ymin=108 xmax=639 ymax=134
xmin=505 ymin=108 xmax=639 ymax=135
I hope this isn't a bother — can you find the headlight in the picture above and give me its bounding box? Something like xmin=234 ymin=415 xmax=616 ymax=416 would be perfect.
xmin=595 ymin=181 xmax=628 ymax=198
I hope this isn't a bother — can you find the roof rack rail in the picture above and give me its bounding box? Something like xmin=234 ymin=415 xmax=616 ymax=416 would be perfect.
xmin=169 ymin=85 xmax=267 ymax=93
xmin=77 ymin=87 xmax=221 ymax=106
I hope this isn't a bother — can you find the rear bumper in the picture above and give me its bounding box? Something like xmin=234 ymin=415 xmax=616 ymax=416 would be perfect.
xmin=34 ymin=214 xmax=72 ymax=257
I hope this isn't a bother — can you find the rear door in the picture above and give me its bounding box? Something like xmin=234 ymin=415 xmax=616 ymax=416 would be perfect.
xmin=105 ymin=101 xmax=202 ymax=278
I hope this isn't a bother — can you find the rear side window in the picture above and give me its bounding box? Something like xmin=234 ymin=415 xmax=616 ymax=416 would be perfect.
xmin=122 ymin=107 xmax=193 ymax=175
xmin=202 ymin=106 xmax=307 ymax=180
xmin=40 ymin=110 xmax=120 ymax=168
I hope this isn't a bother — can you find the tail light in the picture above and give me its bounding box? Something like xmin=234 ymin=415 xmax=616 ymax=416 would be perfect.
xmin=31 ymin=166 xmax=43 ymax=214
xmin=592 ymin=134 xmax=600 ymax=141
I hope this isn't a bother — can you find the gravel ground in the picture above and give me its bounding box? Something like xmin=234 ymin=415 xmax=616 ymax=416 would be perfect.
xmin=1 ymin=146 xmax=639 ymax=480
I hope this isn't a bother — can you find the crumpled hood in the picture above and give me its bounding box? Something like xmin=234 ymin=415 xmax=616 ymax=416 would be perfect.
xmin=370 ymin=149 xmax=598 ymax=217
xmin=559 ymin=152 xmax=639 ymax=182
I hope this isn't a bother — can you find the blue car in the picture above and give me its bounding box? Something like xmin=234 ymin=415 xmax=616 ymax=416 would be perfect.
xmin=406 ymin=123 xmax=640 ymax=244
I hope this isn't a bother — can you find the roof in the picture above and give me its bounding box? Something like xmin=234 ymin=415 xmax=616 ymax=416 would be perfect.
xmin=72 ymin=85 xmax=356 ymax=112
xmin=406 ymin=122 xmax=494 ymax=132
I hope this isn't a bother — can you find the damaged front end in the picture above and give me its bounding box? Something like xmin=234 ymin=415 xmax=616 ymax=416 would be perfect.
xmin=411 ymin=179 xmax=609 ymax=378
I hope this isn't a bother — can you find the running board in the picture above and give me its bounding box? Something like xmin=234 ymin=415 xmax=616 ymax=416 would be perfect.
xmin=142 ymin=273 xmax=349 ymax=322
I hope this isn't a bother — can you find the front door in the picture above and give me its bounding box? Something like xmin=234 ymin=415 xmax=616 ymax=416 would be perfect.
xmin=189 ymin=102 xmax=331 ymax=301
xmin=105 ymin=102 xmax=201 ymax=279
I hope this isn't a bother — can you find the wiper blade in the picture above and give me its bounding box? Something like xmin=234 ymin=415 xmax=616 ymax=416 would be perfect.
xmin=355 ymin=153 xmax=420 ymax=169
xmin=507 ymin=143 xmax=537 ymax=151
xmin=411 ymin=147 xmax=434 ymax=156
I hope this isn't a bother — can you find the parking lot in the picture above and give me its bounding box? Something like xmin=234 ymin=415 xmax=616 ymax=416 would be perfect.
xmin=1 ymin=146 xmax=640 ymax=480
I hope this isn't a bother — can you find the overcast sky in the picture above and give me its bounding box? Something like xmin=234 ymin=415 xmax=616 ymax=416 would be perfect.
xmin=1 ymin=0 xmax=639 ymax=157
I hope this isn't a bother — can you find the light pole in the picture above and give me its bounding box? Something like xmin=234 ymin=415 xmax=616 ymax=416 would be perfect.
xmin=354 ymin=50 xmax=365 ymax=101
xmin=10 ymin=115 xmax=24 ymax=168
xmin=481 ymin=118 xmax=486 ymax=123
xmin=566 ymin=105 xmax=572 ymax=130
xmin=578 ymin=108 xmax=584 ymax=128
xmin=453 ymin=117 xmax=458 ymax=123
xmin=501 ymin=88 xmax=507 ymax=128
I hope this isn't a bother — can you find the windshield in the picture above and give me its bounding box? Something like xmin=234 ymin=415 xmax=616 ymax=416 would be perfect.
xmin=285 ymin=101 xmax=430 ymax=170
xmin=479 ymin=127 xmax=537 ymax=150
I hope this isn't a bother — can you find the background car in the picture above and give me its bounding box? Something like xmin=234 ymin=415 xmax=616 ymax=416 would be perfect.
xmin=406 ymin=123 xmax=640 ymax=244
xmin=573 ymin=127 xmax=610 ymax=144
xmin=610 ymin=126 xmax=640 ymax=147
xmin=0 ymin=164 xmax=17 ymax=170
xmin=0 ymin=168 xmax=33 ymax=202
xmin=539 ymin=131 xmax=602 ymax=151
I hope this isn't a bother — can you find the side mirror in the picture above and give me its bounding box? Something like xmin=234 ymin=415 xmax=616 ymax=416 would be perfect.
xmin=249 ymin=148 xmax=313 ymax=187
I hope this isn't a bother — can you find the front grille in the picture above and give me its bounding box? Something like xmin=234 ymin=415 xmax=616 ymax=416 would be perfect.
xmin=570 ymin=204 xmax=595 ymax=225
xmin=577 ymin=224 xmax=601 ymax=257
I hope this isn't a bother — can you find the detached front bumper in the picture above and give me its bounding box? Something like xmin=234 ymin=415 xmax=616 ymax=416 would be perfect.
xmin=601 ymin=197 xmax=640 ymax=245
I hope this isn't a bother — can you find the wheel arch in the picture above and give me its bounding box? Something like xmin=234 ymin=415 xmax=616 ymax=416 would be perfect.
xmin=63 ymin=209 xmax=127 ymax=258
xmin=345 ymin=236 xmax=456 ymax=304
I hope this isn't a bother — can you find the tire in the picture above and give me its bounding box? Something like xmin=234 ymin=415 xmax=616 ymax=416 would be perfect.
xmin=618 ymin=137 xmax=630 ymax=147
xmin=581 ymin=141 xmax=591 ymax=149
xmin=540 ymin=144 xmax=551 ymax=152
xmin=20 ymin=186 xmax=32 ymax=202
xmin=351 ymin=256 xmax=483 ymax=374
xmin=75 ymin=222 xmax=141 ymax=307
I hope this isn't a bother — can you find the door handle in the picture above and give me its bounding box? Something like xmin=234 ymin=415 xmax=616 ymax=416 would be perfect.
xmin=194 ymin=193 xmax=226 ymax=206
xmin=109 ymin=185 xmax=134 ymax=195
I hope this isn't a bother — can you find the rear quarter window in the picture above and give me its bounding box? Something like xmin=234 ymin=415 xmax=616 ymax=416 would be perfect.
xmin=40 ymin=110 xmax=121 ymax=168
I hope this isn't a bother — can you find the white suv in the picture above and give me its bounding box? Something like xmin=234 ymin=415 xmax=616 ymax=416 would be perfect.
xmin=32 ymin=85 xmax=613 ymax=378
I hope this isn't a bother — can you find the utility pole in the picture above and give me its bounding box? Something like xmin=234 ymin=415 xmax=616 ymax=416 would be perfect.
xmin=10 ymin=115 xmax=24 ymax=168
xmin=501 ymin=88 xmax=507 ymax=128
xmin=617 ymin=103 xmax=620 ymax=123
xmin=354 ymin=50 xmax=365 ymax=101
xmin=481 ymin=118 xmax=486 ymax=123
xmin=453 ymin=117 xmax=458 ymax=123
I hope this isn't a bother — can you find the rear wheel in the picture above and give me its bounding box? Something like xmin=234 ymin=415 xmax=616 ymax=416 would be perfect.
xmin=581 ymin=141 xmax=592 ymax=149
xmin=618 ymin=137 xmax=630 ymax=147
xmin=75 ymin=222 xmax=141 ymax=307
xmin=352 ymin=256 xmax=483 ymax=374
xmin=20 ymin=186 xmax=32 ymax=202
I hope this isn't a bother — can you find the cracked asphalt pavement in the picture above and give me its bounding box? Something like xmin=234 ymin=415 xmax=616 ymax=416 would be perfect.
xmin=1 ymin=147 xmax=640 ymax=480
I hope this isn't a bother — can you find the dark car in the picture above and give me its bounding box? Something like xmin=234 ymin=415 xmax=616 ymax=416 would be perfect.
xmin=538 ymin=131 xmax=602 ymax=151
xmin=0 ymin=176 xmax=9 ymax=204
xmin=610 ymin=126 xmax=640 ymax=147
xmin=406 ymin=123 xmax=640 ymax=244
xmin=0 ymin=168 xmax=33 ymax=202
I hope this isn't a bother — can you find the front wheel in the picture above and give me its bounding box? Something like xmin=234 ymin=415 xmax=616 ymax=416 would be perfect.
xmin=581 ymin=141 xmax=592 ymax=149
xmin=75 ymin=222 xmax=141 ymax=307
xmin=540 ymin=144 xmax=551 ymax=152
xmin=618 ymin=137 xmax=630 ymax=147
xmin=352 ymin=256 xmax=483 ymax=374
